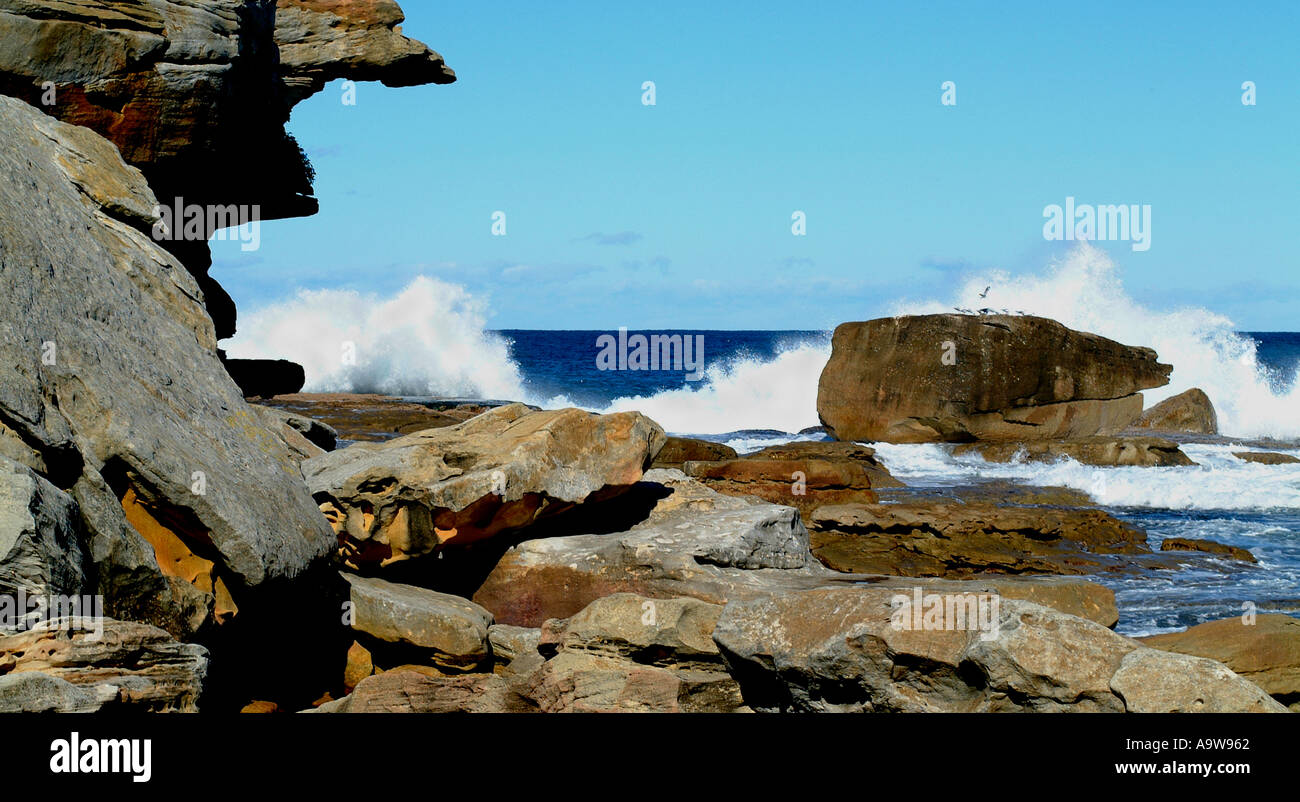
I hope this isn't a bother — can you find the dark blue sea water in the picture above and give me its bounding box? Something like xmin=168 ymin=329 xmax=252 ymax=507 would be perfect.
xmin=498 ymin=329 xmax=827 ymax=409
xmin=499 ymin=329 xmax=1300 ymax=413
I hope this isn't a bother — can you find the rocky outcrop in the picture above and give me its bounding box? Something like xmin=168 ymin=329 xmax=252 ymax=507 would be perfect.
xmin=1141 ymin=615 xmax=1300 ymax=709
xmin=712 ymin=588 xmax=1285 ymax=712
xmin=305 ymin=404 xmax=666 ymax=569
xmin=0 ymin=618 xmax=207 ymax=712
xmin=473 ymin=470 xmax=1119 ymax=628
xmin=1159 ymin=537 xmax=1256 ymax=563
xmin=651 ymin=436 xmax=738 ymax=469
xmin=953 ymin=436 xmax=1194 ymax=467
xmin=0 ymin=0 xmax=455 ymax=343
xmin=0 ymin=0 xmax=453 ymax=221
xmin=817 ymin=314 xmax=1171 ymax=443
xmin=344 ymin=574 xmax=493 ymax=671
xmin=680 ymin=441 xmax=901 ymax=517
xmin=0 ymin=95 xmax=334 ymax=636
xmin=809 ymin=501 xmax=1152 ymax=577
xmin=1234 ymin=451 xmax=1300 ymax=465
xmin=1134 ymin=388 xmax=1218 ymax=435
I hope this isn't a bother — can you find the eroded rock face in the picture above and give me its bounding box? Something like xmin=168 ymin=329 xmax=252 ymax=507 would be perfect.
xmin=0 ymin=94 xmax=334 ymax=635
xmin=1134 ymin=388 xmax=1219 ymax=435
xmin=0 ymin=618 xmax=207 ymax=712
xmin=712 ymin=588 xmax=1285 ymax=713
xmin=305 ymin=404 xmax=666 ymax=569
xmin=809 ymin=501 xmax=1150 ymax=577
xmin=954 ymin=436 xmax=1193 ymax=467
xmin=817 ymin=315 xmax=1171 ymax=443
xmin=1141 ymin=615 xmax=1300 ymax=708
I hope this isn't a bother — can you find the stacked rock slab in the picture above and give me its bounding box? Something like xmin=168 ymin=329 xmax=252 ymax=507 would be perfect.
xmin=817 ymin=314 xmax=1171 ymax=443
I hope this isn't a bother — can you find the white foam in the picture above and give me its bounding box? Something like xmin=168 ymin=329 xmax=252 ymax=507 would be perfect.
xmin=222 ymin=276 xmax=528 ymax=399
xmin=890 ymin=242 xmax=1300 ymax=439
xmin=600 ymin=339 xmax=830 ymax=434
xmin=870 ymin=441 xmax=1300 ymax=512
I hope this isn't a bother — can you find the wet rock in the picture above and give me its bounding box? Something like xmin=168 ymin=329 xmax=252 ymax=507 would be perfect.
xmin=1134 ymin=388 xmax=1219 ymax=435
xmin=712 ymin=588 xmax=1284 ymax=712
xmin=809 ymin=500 xmax=1151 ymax=577
xmin=306 ymin=404 xmax=665 ymax=568
xmin=260 ymin=393 xmax=491 ymax=444
xmin=817 ymin=314 xmax=1170 ymax=443
xmin=954 ymin=436 xmax=1193 ymax=467
xmin=651 ymin=436 xmax=738 ymax=469
xmin=1160 ymin=537 xmax=1256 ymax=563
xmin=1233 ymin=451 xmax=1300 ymax=465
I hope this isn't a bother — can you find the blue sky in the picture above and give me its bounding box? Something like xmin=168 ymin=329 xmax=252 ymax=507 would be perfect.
xmin=211 ymin=0 xmax=1300 ymax=331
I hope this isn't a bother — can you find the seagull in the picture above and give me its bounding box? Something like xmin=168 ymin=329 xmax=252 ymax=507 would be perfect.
xmin=978 ymin=307 xmax=993 ymax=315
xmin=1015 ymin=310 xmax=1027 ymax=315
xmin=978 ymin=286 xmax=990 ymax=299
xmin=1000 ymin=308 xmax=1009 ymax=315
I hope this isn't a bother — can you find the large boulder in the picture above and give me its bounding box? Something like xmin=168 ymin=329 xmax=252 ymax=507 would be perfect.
xmin=1133 ymin=388 xmax=1219 ymax=435
xmin=809 ymin=501 xmax=1153 ymax=577
xmin=817 ymin=314 xmax=1171 ymax=443
xmin=1141 ymin=615 xmax=1300 ymax=708
xmin=712 ymin=587 xmax=1285 ymax=712
xmin=953 ymin=436 xmax=1194 ymax=467
xmin=305 ymin=404 xmax=666 ymax=569
xmin=0 ymin=95 xmax=334 ymax=635
xmin=312 ymin=670 xmax=528 ymax=713
xmin=0 ymin=618 xmax=207 ymax=712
